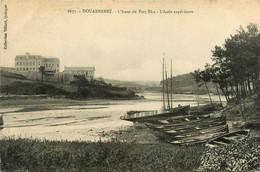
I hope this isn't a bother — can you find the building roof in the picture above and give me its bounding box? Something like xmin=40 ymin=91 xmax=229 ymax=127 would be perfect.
xmin=64 ymin=66 xmax=95 ymax=71
xmin=43 ymin=58 xmax=60 ymax=62
xmin=15 ymin=55 xmax=44 ymax=60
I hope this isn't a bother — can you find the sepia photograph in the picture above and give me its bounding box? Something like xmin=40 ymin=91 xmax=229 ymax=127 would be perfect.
xmin=0 ymin=0 xmax=259 ymax=171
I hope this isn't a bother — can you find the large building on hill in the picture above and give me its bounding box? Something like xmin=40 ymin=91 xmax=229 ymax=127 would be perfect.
xmin=15 ymin=53 xmax=60 ymax=73
xmin=63 ymin=66 xmax=95 ymax=80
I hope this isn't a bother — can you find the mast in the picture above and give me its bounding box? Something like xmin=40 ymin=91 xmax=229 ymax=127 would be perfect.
xmin=165 ymin=60 xmax=170 ymax=110
xmin=170 ymin=58 xmax=173 ymax=109
xmin=162 ymin=58 xmax=165 ymax=110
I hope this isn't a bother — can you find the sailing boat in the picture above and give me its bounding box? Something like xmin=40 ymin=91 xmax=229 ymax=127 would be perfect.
xmin=120 ymin=56 xmax=190 ymax=123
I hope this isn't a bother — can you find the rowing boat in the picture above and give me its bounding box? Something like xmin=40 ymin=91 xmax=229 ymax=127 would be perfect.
xmin=206 ymin=130 xmax=250 ymax=147
xmin=120 ymin=105 xmax=190 ymax=123
xmin=168 ymin=130 xmax=228 ymax=145
xmin=168 ymin=124 xmax=228 ymax=140
xmin=145 ymin=116 xmax=226 ymax=130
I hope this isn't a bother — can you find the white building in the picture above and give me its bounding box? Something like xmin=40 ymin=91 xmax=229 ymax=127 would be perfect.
xmin=15 ymin=53 xmax=60 ymax=73
xmin=63 ymin=66 xmax=95 ymax=80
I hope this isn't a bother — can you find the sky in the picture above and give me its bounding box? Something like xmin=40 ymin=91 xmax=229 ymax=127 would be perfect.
xmin=1 ymin=0 xmax=260 ymax=81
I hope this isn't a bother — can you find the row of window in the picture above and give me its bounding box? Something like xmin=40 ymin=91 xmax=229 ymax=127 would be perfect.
xmin=16 ymin=61 xmax=40 ymax=66
xmin=16 ymin=67 xmax=60 ymax=72
xmin=16 ymin=61 xmax=60 ymax=68
xmin=71 ymin=71 xmax=94 ymax=76
xmin=44 ymin=63 xmax=59 ymax=68
xmin=17 ymin=56 xmax=40 ymax=60
xmin=16 ymin=67 xmax=37 ymax=71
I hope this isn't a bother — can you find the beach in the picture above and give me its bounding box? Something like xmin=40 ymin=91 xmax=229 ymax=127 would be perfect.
xmin=0 ymin=92 xmax=225 ymax=141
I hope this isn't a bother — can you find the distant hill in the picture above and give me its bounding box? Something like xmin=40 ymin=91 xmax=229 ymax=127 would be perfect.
xmin=99 ymin=73 xmax=219 ymax=94
xmin=165 ymin=73 xmax=218 ymax=94
xmin=100 ymin=78 xmax=160 ymax=88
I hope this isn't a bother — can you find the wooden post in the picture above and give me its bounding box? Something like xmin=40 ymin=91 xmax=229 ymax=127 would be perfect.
xmin=170 ymin=58 xmax=173 ymax=109
xmin=165 ymin=61 xmax=170 ymax=110
xmin=162 ymin=58 xmax=165 ymax=110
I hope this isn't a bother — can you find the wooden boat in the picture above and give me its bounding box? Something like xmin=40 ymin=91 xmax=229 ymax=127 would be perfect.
xmin=164 ymin=119 xmax=226 ymax=132
xmin=158 ymin=114 xmax=210 ymax=124
xmin=206 ymin=130 xmax=250 ymax=147
xmin=146 ymin=116 xmax=226 ymax=130
xmin=145 ymin=115 xmax=227 ymax=142
xmin=168 ymin=130 xmax=228 ymax=145
xmin=120 ymin=105 xmax=190 ymax=123
xmin=146 ymin=121 xmax=227 ymax=141
xmin=147 ymin=114 xmax=210 ymax=125
xmin=164 ymin=120 xmax=227 ymax=134
xmin=169 ymin=124 xmax=228 ymax=140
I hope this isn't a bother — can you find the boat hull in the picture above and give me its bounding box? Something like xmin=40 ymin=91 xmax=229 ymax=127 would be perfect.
xmin=120 ymin=105 xmax=190 ymax=123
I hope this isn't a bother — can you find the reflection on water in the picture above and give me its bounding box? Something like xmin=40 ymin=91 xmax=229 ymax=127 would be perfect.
xmin=0 ymin=92 xmax=225 ymax=141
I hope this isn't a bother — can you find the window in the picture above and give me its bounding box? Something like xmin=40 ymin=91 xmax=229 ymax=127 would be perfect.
xmin=23 ymin=62 xmax=25 ymax=65
xmin=17 ymin=62 xmax=19 ymax=66
xmin=26 ymin=62 xmax=28 ymax=66
xmin=57 ymin=64 xmax=59 ymax=67
xmin=20 ymin=62 xmax=22 ymax=65
xmin=33 ymin=61 xmax=35 ymax=65
xmin=30 ymin=61 xmax=32 ymax=65
xmin=33 ymin=68 xmax=35 ymax=71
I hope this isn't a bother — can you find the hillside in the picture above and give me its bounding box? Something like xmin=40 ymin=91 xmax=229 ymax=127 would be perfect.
xmin=101 ymin=74 xmax=218 ymax=94
xmin=168 ymin=73 xmax=217 ymax=94
xmin=101 ymin=78 xmax=160 ymax=88
xmin=0 ymin=71 xmax=140 ymax=100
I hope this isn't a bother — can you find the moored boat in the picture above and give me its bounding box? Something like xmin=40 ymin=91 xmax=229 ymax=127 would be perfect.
xmin=169 ymin=124 xmax=228 ymax=140
xmin=145 ymin=116 xmax=226 ymax=130
xmin=168 ymin=130 xmax=228 ymax=145
xmin=206 ymin=130 xmax=250 ymax=147
xmin=120 ymin=105 xmax=190 ymax=123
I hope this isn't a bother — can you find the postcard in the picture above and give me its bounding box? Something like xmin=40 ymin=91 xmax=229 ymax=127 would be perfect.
xmin=0 ymin=0 xmax=259 ymax=171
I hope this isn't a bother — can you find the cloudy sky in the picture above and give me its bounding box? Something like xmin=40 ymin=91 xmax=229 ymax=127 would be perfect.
xmin=1 ymin=0 xmax=260 ymax=81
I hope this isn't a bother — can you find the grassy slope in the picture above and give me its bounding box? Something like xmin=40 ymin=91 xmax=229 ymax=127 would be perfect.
xmin=0 ymin=72 xmax=138 ymax=99
xmin=0 ymin=138 xmax=205 ymax=171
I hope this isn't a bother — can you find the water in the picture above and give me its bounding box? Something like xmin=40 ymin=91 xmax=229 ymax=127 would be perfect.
xmin=0 ymin=92 xmax=225 ymax=141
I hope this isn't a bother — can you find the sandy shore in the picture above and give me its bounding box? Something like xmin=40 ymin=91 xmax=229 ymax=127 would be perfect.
xmin=0 ymin=93 xmax=228 ymax=142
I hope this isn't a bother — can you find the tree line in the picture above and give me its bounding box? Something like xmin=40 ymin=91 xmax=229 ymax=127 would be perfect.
xmin=191 ymin=23 xmax=260 ymax=105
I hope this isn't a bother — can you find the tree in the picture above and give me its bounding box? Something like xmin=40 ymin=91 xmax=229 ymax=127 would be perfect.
xmin=74 ymin=75 xmax=89 ymax=98
xmin=211 ymin=23 xmax=260 ymax=100
xmin=191 ymin=65 xmax=213 ymax=107
xmin=38 ymin=66 xmax=46 ymax=84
